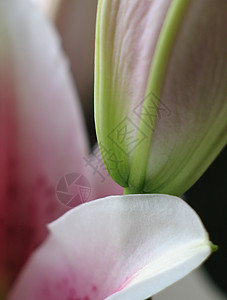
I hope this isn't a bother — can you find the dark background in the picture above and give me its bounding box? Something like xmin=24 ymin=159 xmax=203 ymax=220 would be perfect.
xmin=186 ymin=147 xmax=227 ymax=295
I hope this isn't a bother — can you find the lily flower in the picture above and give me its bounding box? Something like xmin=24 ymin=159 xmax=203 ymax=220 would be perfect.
xmin=95 ymin=0 xmax=227 ymax=195
xmin=0 ymin=0 xmax=122 ymax=294
xmin=0 ymin=0 xmax=217 ymax=299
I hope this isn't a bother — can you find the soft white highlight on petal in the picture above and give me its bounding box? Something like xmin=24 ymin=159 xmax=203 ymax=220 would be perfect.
xmin=10 ymin=195 xmax=211 ymax=299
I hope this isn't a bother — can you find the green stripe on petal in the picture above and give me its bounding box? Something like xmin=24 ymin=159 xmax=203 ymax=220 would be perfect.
xmin=129 ymin=0 xmax=191 ymax=192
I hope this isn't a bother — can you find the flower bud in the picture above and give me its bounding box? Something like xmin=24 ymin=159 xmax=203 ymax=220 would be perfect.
xmin=95 ymin=0 xmax=227 ymax=195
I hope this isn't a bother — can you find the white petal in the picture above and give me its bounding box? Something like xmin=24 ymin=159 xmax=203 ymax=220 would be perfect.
xmin=10 ymin=194 xmax=211 ymax=299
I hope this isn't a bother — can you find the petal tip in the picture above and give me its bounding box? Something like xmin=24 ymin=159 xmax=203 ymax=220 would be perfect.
xmin=210 ymin=242 xmax=219 ymax=253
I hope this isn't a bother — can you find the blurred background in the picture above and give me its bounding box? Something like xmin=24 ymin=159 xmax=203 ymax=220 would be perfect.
xmin=33 ymin=0 xmax=227 ymax=298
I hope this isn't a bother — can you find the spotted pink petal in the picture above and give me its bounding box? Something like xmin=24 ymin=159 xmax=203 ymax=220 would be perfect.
xmin=9 ymin=194 xmax=211 ymax=300
xmin=0 ymin=0 xmax=89 ymax=286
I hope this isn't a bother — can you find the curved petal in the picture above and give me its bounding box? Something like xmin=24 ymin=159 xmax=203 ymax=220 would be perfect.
xmin=0 ymin=0 xmax=88 ymax=286
xmin=95 ymin=0 xmax=227 ymax=195
xmin=10 ymin=195 xmax=212 ymax=300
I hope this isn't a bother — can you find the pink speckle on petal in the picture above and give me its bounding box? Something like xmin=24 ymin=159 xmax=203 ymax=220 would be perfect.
xmin=92 ymin=285 xmax=97 ymax=292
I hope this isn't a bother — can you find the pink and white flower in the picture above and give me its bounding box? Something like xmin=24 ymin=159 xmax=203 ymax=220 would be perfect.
xmin=0 ymin=0 xmax=121 ymax=294
xmin=0 ymin=0 xmax=219 ymax=299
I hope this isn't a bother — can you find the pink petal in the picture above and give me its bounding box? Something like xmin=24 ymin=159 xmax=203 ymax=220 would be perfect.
xmin=9 ymin=195 xmax=211 ymax=300
xmin=86 ymin=146 xmax=123 ymax=201
xmin=0 ymin=0 xmax=88 ymax=286
xmin=91 ymin=174 xmax=123 ymax=200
